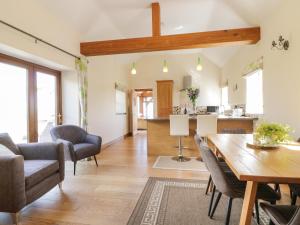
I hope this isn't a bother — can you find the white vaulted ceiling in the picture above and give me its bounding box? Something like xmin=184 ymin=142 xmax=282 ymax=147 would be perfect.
xmin=37 ymin=0 xmax=282 ymax=67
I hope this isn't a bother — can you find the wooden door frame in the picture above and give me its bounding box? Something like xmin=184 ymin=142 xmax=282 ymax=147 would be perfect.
xmin=0 ymin=53 xmax=62 ymax=142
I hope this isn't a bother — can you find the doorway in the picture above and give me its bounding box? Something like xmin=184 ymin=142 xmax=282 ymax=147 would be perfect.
xmin=136 ymin=89 xmax=153 ymax=131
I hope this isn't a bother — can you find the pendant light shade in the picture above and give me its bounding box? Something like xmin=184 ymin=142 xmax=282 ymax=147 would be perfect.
xmin=196 ymin=57 xmax=203 ymax=71
xmin=163 ymin=60 xmax=168 ymax=73
xmin=131 ymin=62 xmax=137 ymax=75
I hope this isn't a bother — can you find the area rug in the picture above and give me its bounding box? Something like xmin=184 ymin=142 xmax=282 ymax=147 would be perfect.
xmin=127 ymin=177 xmax=269 ymax=225
xmin=153 ymin=156 xmax=208 ymax=172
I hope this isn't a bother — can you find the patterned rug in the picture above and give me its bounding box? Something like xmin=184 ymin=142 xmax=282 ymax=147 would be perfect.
xmin=127 ymin=177 xmax=270 ymax=225
xmin=153 ymin=156 xmax=208 ymax=171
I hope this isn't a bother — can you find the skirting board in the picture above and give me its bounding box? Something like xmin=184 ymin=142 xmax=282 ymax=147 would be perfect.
xmin=102 ymin=133 xmax=131 ymax=149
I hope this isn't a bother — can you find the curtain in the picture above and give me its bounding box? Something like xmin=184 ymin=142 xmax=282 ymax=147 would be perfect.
xmin=75 ymin=58 xmax=88 ymax=131
xmin=242 ymin=56 xmax=264 ymax=77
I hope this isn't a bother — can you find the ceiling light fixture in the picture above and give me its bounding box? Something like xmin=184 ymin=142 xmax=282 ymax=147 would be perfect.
xmin=174 ymin=25 xmax=184 ymax=31
xmin=163 ymin=60 xmax=168 ymax=73
xmin=131 ymin=62 xmax=137 ymax=75
xmin=196 ymin=57 xmax=203 ymax=71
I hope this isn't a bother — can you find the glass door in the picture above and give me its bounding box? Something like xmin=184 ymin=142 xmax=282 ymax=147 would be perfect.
xmin=36 ymin=70 xmax=61 ymax=142
xmin=0 ymin=62 xmax=28 ymax=143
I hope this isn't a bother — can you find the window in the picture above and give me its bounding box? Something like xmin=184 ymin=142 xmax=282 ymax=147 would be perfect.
xmin=0 ymin=62 xmax=28 ymax=143
xmin=221 ymin=86 xmax=230 ymax=110
xmin=0 ymin=53 xmax=61 ymax=143
xmin=245 ymin=69 xmax=263 ymax=114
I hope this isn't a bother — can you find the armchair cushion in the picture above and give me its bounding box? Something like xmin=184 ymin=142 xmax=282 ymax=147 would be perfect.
xmin=74 ymin=143 xmax=98 ymax=160
xmin=0 ymin=133 xmax=21 ymax=155
xmin=0 ymin=144 xmax=14 ymax=156
xmin=24 ymin=160 xmax=59 ymax=189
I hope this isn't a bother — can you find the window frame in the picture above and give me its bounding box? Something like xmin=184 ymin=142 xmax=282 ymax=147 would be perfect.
xmin=0 ymin=53 xmax=62 ymax=142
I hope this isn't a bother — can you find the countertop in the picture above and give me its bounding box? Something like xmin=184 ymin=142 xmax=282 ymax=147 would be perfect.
xmin=146 ymin=115 xmax=258 ymax=121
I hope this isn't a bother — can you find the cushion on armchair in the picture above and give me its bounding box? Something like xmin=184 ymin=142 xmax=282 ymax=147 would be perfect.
xmin=0 ymin=133 xmax=21 ymax=155
xmin=24 ymin=160 xmax=59 ymax=189
xmin=74 ymin=143 xmax=98 ymax=160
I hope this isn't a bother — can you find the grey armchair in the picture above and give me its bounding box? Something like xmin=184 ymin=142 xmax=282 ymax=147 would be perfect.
xmin=0 ymin=133 xmax=64 ymax=225
xmin=50 ymin=125 xmax=102 ymax=175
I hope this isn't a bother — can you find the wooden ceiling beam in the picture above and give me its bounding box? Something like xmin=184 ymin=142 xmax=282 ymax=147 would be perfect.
xmin=152 ymin=2 xmax=161 ymax=36
xmin=80 ymin=27 xmax=260 ymax=56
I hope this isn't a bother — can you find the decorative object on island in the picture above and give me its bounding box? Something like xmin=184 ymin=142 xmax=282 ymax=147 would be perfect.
xmin=172 ymin=106 xmax=181 ymax=115
xmin=250 ymin=122 xmax=292 ymax=149
xmin=131 ymin=62 xmax=137 ymax=75
xmin=272 ymin=35 xmax=289 ymax=51
xmin=186 ymin=87 xmax=199 ymax=113
xmin=196 ymin=56 xmax=203 ymax=71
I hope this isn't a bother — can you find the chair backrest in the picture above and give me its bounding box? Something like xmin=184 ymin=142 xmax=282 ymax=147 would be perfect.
xmin=169 ymin=115 xmax=189 ymax=136
xmin=197 ymin=115 xmax=217 ymax=137
xmin=199 ymin=144 xmax=235 ymax=196
xmin=221 ymin=128 xmax=246 ymax=134
xmin=290 ymin=207 xmax=300 ymax=224
xmin=50 ymin=125 xmax=87 ymax=144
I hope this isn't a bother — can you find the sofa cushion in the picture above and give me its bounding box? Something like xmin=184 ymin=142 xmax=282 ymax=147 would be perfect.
xmin=0 ymin=133 xmax=21 ymax=155
xmin=74 ymin=143 xmax=97 ymax=160
xmin=24 ymin=160 xmax=59 ymax=189
xmin=0 ymin=144 xmax=15 ymax=156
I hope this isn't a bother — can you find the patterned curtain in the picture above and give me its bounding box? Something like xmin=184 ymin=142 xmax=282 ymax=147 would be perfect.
xmin=242 ymin=56 xmax=264 ymax=77
xmin=75 ymin=58 xmax=88 ymax=131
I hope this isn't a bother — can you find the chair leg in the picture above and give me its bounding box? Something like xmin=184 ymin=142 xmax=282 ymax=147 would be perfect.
xmin=225 ymin=198 xmax=233 ymax=225
xmin=58 ymin=182 xmax=63 ymax=190
xmin=11 ymin=212 xmax=20 ymax=225
xmin=291 ymin=194 xmax=297 ymax=205
xmin=93 ymin=155 xmax=99 ymax=167
xmin=73 ymin=161 xmax=77 ymax=176
xmin=208 ymin=185 xmax=216 ymax=216
xmin=255 ymin=200 xmax=260 ymax=225
xmin=210 ymin=192 xmax=222 ymax=218
xmin=205 ymin=175 xmax=212 ymax=195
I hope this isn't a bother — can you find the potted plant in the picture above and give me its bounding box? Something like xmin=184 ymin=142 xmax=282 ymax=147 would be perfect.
xmin=254 ymin=122 xmax=292 ymax=146
xmin=186 ymin=88 xmax=199 ymax=113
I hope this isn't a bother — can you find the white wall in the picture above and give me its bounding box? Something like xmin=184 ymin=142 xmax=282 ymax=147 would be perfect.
xmin=87 ymin=56 xmax=129 ymax=144
xmin=222 ymin=0 xmax=300 ymax=138
xmin=129 ymin=53 xmax=221 ymax=115
xmin=0 ymin=0 xmax=80 ymax=70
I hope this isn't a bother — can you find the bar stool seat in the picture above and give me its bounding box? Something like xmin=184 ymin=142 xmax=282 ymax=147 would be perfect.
xmin=170 ymin=115 xmax=190 ymax=162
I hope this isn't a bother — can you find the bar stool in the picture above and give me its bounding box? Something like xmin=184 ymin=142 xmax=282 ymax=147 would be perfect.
xmin=170 ymin=115 xmax=190 ymax=162
xmin=196 ymin=115 xmax=218 ymax=143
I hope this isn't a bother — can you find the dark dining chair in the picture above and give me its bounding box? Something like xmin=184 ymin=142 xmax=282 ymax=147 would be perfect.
xmin=199 ymin=144 xmax=281 ymax=225
xmin=289 ymin=184 xmax=300 ymax=205
xmin=260 ymin=203 xmax=300 ymax=225
xmin=50 ymin=125 xmax=102 ymax=175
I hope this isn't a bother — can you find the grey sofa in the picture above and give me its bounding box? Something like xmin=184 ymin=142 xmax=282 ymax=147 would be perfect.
xmin=0 ymin=133 xmax=65 ymax=225
xmin=50 ymin=125 xmax=102 ymax=175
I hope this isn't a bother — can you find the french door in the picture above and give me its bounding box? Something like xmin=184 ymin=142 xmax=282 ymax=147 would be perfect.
xmin=0 ymin=53 xmax=62 ymax=143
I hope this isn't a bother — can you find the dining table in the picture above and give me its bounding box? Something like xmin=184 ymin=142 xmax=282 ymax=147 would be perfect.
xmin=208 ymin=133 xmax=300 ymax=225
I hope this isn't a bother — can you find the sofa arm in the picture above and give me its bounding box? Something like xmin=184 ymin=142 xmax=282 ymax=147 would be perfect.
xmin=18 ymin=143 xmax=65 ymax=181
xmin=85 ymin=134 xmax=102 ymax=152
xmin=0 ymin=155 xmax=26 ymax=213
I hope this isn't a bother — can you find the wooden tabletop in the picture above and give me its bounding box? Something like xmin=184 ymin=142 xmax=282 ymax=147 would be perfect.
xmin=208 ymin=134 xmax=300 ymax=184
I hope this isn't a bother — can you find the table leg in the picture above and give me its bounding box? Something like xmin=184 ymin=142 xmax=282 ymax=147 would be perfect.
xmin=239 ymin=181 xmax=258 ymax=225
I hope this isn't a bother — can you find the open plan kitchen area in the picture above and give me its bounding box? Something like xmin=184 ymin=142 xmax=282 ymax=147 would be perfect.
xmin=1 ymin=1 xmax=300 ymax=225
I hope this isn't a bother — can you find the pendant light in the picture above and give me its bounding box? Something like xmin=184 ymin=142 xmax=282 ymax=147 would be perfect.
xmin=196 ymin=57 xmax=203 ymax=71
xmin=131 ymin=62 xmax=137 ymax=75
xmin=163 ymin=60 xmax=168 ymax=73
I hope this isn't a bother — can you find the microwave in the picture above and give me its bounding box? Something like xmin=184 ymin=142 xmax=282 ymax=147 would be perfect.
xmin=207 ymin=106 xmax=219 ymax=113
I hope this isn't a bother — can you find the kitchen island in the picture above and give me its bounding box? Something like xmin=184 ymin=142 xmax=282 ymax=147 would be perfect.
xmin=147 ymin=116 xmax=258 ymax=156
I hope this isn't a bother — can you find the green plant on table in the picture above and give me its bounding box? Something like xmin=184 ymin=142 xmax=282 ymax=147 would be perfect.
xmin=254 ymin=122 xmax=292 ymax=145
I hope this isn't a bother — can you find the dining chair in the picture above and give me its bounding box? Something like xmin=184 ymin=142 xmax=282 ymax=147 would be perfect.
xmin=199 ymin=145 xmax=281 ymax=225
xmin=260 ymin=202 xmax=300 ymax=225
xmin=196 ymin=115 xmax=217 ymax=143
xmin=289 ymin=184 xmax=300 ymax=205
xmin=169 ymin=115 xmax=190 ymax=162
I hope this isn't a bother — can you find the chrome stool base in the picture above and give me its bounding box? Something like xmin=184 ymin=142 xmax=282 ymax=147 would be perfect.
xmin=172 ymin=155 xmax=191 ymax=162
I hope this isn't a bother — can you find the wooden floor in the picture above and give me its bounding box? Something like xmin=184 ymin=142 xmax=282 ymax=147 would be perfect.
xmin=0 ymin=131 xmax=209 ymax=225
